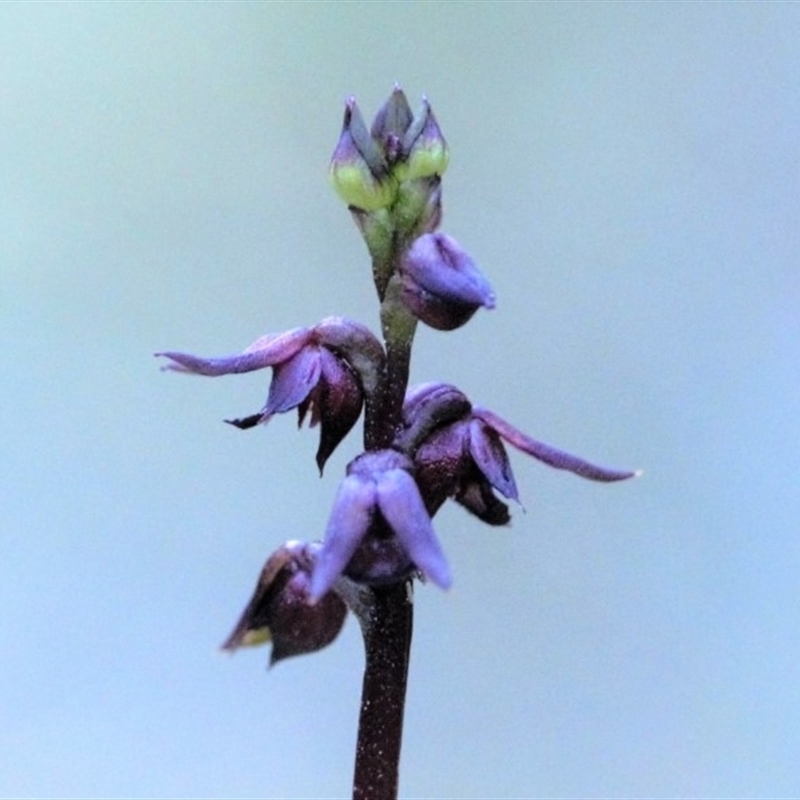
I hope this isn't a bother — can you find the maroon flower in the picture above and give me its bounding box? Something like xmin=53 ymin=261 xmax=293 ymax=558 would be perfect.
xmin=398 ymin=383 xmax=639 ymax=525
xmin=156 ymin=317 xmax=384 ymax=472
xmin=222 ymin=541 xmax=347 ymax=667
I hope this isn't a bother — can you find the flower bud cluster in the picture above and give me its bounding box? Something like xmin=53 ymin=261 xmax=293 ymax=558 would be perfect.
xmin=330 ymin=87 xmax=496 ymax=333
xmin=329 ymin=86 xmax=449 ymax=221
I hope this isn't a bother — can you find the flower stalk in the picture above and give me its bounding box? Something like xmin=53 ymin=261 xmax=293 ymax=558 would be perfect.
xmin=352 ymin=581 xmax=413 ymax=800
xmin=157 ymin=85 xmax=638 ymax=799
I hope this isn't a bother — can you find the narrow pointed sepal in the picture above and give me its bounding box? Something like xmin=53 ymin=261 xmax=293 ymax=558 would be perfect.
xmin=155 ymin=327 xmax=312 ymax=376
xmin=468 ymin=419 xmax=519 ymax=502
xmin=224 ymin=413 xmax=264 ymax=430
xmin=474 ymin=407 xmax=641 ymax=482
xmin=264 ymin=346 xmax=322 ymax=416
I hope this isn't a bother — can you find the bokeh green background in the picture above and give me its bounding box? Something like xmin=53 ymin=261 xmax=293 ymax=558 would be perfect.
xmin=2 ymin=3 xmax=799 ymax=797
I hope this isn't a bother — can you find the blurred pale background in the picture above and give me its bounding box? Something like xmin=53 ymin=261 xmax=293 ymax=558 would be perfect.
xmin=2 ymin=3 xmax=799 ymax=798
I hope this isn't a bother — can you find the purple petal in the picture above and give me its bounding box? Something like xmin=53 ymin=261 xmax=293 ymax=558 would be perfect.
xmin=376 ymin=468 xmax=452 ymax=590
xmin=264 ymin=346 xmax=322 ymax=415
xmin=310 ymin=475 xmax=376 ymax=602
xmin=403 ymin=233 xmax=495 ymax=309
xmin=155 ymin=326 xmax=312 ymax=376
xmin=399 ymin=277 xmax=481 ymax=331
xmin=468 ymin=419 xmax=519 ymax=502
xmin=412 ymin=421 xmax=470 ymax=515
xmin=474 ymin=407 xmax=641 ymax=482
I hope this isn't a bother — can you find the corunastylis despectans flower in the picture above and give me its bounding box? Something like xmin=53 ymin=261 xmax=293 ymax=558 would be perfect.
xmin=156 ymin=316 xmax=384 ymax=472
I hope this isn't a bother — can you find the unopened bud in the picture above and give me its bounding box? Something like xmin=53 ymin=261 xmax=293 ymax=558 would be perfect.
xmin=400 ymin=233 xmax=496 ymax=330
xmin=397 ymin=97 xmax=449 ymax=182
xmin=329 ymin=97 xmax=396 ymax=212
xmin=370 ymin=85 xmax=414 ymax=165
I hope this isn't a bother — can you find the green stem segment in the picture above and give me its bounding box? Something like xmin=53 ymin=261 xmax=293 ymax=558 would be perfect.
xmin=363 ymin=242 xmax=418 ymax=450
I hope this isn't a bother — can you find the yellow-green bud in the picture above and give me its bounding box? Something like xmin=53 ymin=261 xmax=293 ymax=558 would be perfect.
xmin=329 ymin=97 xmax=396 ymax=212
xmin=392 ymin=176 xmax=441 ymax=239
xmin=395 ymin=97 xmax=449 ymax=182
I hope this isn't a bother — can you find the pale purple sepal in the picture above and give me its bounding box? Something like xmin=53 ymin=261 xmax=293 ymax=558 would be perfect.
xmin=468 ymin=419 xmax=519 ymax=502
xmin=473 ymin=407 xmax=640 ymax=482
xmin=404 ymin=233 xmax=495 ymax=309
xmin=265 ymin=346 xmax=322 ymax=416
xmin=310 ymin=475 xmax=376 ymax=603
xmin=155 ymin=327 xmax=312 ymax=376
xmin=375 ymin=468 xmax=452 ymax=590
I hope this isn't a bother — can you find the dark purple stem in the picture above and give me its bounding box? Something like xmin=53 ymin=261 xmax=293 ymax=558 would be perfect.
xmin=382 ymin=336 xmax=412 ymax=440
xmin=352 ymin=580 xmax=414 ymax=800
xmin=352 ymin=253 xmax=418 ymax=799
xmin=362 ymin=338 xmax=410 ymax=451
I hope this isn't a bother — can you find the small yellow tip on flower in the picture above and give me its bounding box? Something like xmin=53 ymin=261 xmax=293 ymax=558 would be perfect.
xmin=239 ymin=627 xmax=272 ymax=647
